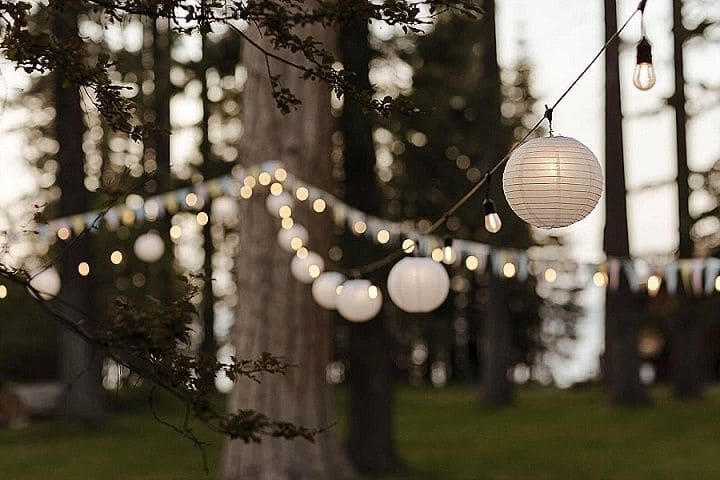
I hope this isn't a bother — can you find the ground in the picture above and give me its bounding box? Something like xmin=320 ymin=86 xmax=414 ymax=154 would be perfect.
xmin=1 ymin=386 xmax=719 ymax=479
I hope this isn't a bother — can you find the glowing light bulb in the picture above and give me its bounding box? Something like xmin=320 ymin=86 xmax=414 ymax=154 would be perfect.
xmin=633 ymin=37 xmax=656 ymax=91
xmin=442 ymin=236 xmax=455 ymax=265
xmin=483 ymin=198 xmax=502 ymax=233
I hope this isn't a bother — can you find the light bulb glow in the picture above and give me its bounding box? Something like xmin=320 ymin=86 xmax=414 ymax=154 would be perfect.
xmin=110 ymin=250 xmax=123 ymax=265
xmin=465 ymin=255 xmax=479 ymax=271
xmin=402 ymin=239 xmax=416 ymax=254
xmin=633 ymin=63 xmax=656 ymax=91
xmin=483 ymin=198 xmax=502 ymax=233
xmin=377 ymin=229 xmax=390 ymax=244
xmin=443 ymin=246 xmax=454 ymax=265
xmin=633 ymin=37 xmax=656 ymax=91
xmin=544 ymin=268 xmax=557 ymax=283
xmin=593 ymin=271 xmax=607 ymax=287
xmin=295 ymin=187 xmax=309 ymax=201
xmin=647 ymin=274 xmax=661 ymax=296
xmin=78 ymin=262 xmax=90 ymax=277
xmin=502 ymin=262 xmax=516 ymax=278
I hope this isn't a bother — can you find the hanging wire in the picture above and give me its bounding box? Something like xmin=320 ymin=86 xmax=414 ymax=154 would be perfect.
xmin=346 ymin=2 xmax=645 ymax=277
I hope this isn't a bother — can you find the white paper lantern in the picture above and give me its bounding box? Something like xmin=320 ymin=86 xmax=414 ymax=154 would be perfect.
xmin=29 ymin=268 xmax=61 ymax=300
xmin=265 ymin=192 xmax=294 ymax=218
xmin=311 ymin=272 xmax=346 ymax=310
xmin=290 ymin=251 xmax=324 ymax=284
xmin=336 ymin=279 xmax=383 ymax=322
xmin=503 ymin=136 xmax=603 ymax=229
xmin=387 ymin=257 xmax=450 ymax=313
xmin=134 ymin=231 xmax=166 ymax=263
xmin=277 ymin=225 xmax=309 ymax=253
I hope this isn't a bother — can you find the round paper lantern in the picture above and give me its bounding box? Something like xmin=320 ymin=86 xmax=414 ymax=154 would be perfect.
xmin=311 ymin=272 xmax=346 ymax=310
xmin=265 ymin=192 xmax=294 ymax=218
xmin=277 ymin=225 xmax=309 ymax=253
xmin=29 ymin=267 xmax=61 ymax=300
xmin=387 ymin=257 xmax=450 ymax=313
xmin=290 ymin=251 xmax=324 ymax=284
xmin=336 ymin=279 xmax=383 ymax=322
xmin=134 ymin=231 xmax=166 ymax=263
xmin=503 ymin=136 xmax=603 ymax=229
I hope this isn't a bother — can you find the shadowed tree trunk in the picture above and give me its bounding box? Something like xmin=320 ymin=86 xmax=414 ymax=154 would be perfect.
xmin=53 ymin=6 xmax=104 ymax=422
xmin=603 ymin=0 xmax=647 ymax=404
xmin=340 ymin=18 xmax=399 ymax=473
xmin=199 ymin=32 xmax=217 ymax=372
xmin=219 ymin=26 xmax=353 ymax=480
xmin=481 ymin=272 xmax=513 ymax=404
xmin=670 ymin=0 xmax=704 ymax=400
xmin=477 ymin=0 xmax=514 ymax=406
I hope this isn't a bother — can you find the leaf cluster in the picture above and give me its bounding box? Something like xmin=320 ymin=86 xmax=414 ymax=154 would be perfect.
xmin=0 ymin=0 xmax=482 ymax=135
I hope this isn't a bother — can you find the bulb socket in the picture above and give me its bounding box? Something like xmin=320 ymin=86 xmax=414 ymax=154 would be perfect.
xmin=636 ymin=37 xmax=653 ymax=65
xmin=443 ymin=235 xmax=453 ymax=248
xmin=483 ymin=198 xmax=497 ymax=216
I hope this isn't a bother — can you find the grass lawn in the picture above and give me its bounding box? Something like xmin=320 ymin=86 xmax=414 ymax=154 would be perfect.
xmin=1 ymin=386 xmax=720 ymax=479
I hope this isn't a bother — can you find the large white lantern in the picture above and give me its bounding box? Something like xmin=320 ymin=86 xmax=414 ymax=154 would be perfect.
xmin=134 ymin=231 xmax=166 ymax=263
xmin=29 ymin=267 xmax=61 ymax=300
xmin=265 ymin=192 xmax=294 ymax=218
xmin=336 ymin=279 xmax=383 ymax=322
xmin=311 ymin=272 xmax=346 ymax=310
xmin=290 ymin=250 xmax=324 ymax=284
xmin=387 ymin=257 xmax=450 ymax=313
xmin=503 ymin=136 xmax=603 ymax=229
xmin=277 ymin=225 xmax=309 ymax=253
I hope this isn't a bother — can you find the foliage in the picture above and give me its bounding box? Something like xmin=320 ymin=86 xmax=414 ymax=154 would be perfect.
xmin=0 ymin=0 xmax=483 ymax=138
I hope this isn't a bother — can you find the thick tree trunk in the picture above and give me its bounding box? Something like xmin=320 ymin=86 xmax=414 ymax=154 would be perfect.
xmin=481 ymin=273 xmax=513 ymax=404
xmin=220 ymin=27 xmax=352 ymax=480
xmin=340 ymin=18 xmax=399 ymax=473
xmin=476 ymin=0 xmax=514 ymax=406
xmin=603 ymin=0 xmax=647 ymax=404
xmin=53 ymin=7 xmax=104 ymax=422
xmin=199 ymin=33 xmax=217 ymax=368
xmin=670 ymin=0 xmax=705 ymax=400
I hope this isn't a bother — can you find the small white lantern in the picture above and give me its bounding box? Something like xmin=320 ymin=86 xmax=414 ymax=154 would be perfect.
xmin=29 ymin=267 xmax=61 ymax=300
xmin=336 ymin=279 xmax=383 ymax=322
xmin=265 ymin=192 xmax=294 ymax=218
xmin=277 ymin=225 xmax=309 ymax=253
xmin=503 ymin=136 xmax=603 ymax=229
xmin=290 ymin=250 xmax=324 ymax=284
xmin=387 ymin=257 xmax=450 ymax=313
xmin=311 ymin=272 xmax=346 ymax=310
xmin=134 ymin=231 xmax=165 ymax=263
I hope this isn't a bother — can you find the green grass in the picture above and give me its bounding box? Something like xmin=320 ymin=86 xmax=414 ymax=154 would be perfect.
xmin=2 ymin=387 xmax=720 ymax=479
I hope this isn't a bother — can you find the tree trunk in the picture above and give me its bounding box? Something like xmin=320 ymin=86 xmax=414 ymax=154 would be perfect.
xmin=340 ymin=17 xmax=399 ymax=473
xmin=53 ymin=6 xmax=104 ymax=422
xmin=603 ymin=0 xmax=647 ymax=404
xmin=670 ymin=0 xmax=705 ymax=400
xmin=477 ymin=0 xmax=513 ymax=406
xmin=220 ymin=27 xmax=352 ymax=480
xmin=481 ymin=273 xmax=514 ymax=405
xmin=199 ymin=32 xmax=217 ymax=373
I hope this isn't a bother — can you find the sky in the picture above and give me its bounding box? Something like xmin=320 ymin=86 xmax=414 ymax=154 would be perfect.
xmin=1 ymin=0 xmax=719 ymax=384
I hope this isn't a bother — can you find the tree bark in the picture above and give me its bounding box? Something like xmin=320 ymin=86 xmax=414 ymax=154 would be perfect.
xmin=481 ymin=273 xmax=514 ymax=405
xmin=199 ymin=32 xmax=217 ymax=373
xmin=340 ymin=17 xmax=399 ymax=473
xmin=603 ymin=0 xmax=647 ymax=404
xmin=670 ymin=0 xmax=705 ymax=400
xmin=476 ymin=0 xmax=514 ymax=406
xmin=220 ymin=27 xmax=353 ymax=480
xmin=53 ymin=6 xmax=104 ymax=422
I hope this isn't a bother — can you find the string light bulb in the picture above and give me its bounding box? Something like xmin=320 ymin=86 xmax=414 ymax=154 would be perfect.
xmin=633 ymin=37 xmax=656 ymax=91
xmin=442 ymin=236 xmax=456 ymax=265
xmin=483 ymin=198 xmax=502 ymax=233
